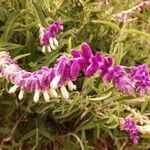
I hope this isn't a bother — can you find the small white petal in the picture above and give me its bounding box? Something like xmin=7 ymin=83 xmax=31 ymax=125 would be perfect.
xmin=49 ymin=38 xmax=56 ymax=50
xmin=53 ymin=38 xmax=58 ymax=46
xmin=43 ymin=91 xmax=50 ymax=102
xmin=49 ymin=89 xmax=58 ymax=97
xmin=40 ymin=26 xmax=45 ymax=33
xmin=9 ymin=85 xmax=19 ymax=93
xmin=33 ymin=90 xmax=40 ymax=103
xmin=50 ymin=44 xmax=56 ymax=50
xmin=67 ymin=81 xmax=76 ymax=91
xmin=47 ymin=46 xmax=51 ymax=53
xmin=49 ymin=38 xmax=53 ymax=45
xmin=50 ymin=75 xmax=61 ymax=89
xmin=137 ymin=125 xmax=150 ymax=134
xmin=42 ymin=46 xmax=46 ymax=53
xmin=18 ymin=90 xmax=24 ymax=100
xmin=60 ymin=86 xmax=69 ymax=100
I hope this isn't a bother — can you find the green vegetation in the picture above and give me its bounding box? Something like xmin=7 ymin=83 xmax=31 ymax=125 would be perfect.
xmin=0 ymin=0 xmax=150 ymax=149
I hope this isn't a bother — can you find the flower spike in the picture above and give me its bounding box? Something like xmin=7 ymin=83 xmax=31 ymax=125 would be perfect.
xmin=39 ymin=21 xmax=63 ymax=53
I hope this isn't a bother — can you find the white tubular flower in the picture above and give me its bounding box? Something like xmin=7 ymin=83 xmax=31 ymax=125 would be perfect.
xmin=53 ymin=38 xmax=59 ymax=46
xmin=49 ymin=89 xmax=58 ymax=97
xmin=137 ymin=125 xmax=150 ymax=134
xmin=33 ymin=90 xmax=40 ymax=103
xmin=43 ymin=91 xmax=50 ymax=102
xmin=42 ymin=46 xmax=46 ymax=53
xmin=47 ymin=46 xmax=52 ymax=53
xmin=9 ymin=85 xmax=19 ymax=93
xmin=67 ymin=81 xmax=76 ymax=91
xmin=18 ymin=90 xmax=24 ymax=100
xmin=60 ymin=85 xmax=69 ymax=100
xmin=49 ymin=38 xmax=56 ymax=50
xmin=50 ymin=75 xmax=61 ymax=89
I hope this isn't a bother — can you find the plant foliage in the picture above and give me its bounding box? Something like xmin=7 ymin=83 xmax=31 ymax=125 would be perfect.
xmin=0 ymin=0 xmax=150 ymax=149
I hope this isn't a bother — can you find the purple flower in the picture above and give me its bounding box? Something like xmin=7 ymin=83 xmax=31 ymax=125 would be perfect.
xmin=1 ymin=42 xmax=150 ymax=102
xmin=84 ymin=52 xmax=102 ymax=77
xmin=0 ymin=51 xmax=81 ymax=102
xmin=71 ymin=43 xmax=114 ymax=77
xmin=39 ymin=21 xmax=63 ymax=53
xmin=103 ymin=66 xmax=135 ymax=96
xmin=116 ymin=13 xmax=129 ymax=22
xmin=71 ymin=43 xmax=135 ymax=96
xmin=71 ymin=43 xmax=94 ymax=76
xmin=115 ymin=1 xmax=150 ymax=22
xmin=71 ymin=43 xmax=102 ymax=77
xmin=50 ymin=55 xmax=80 ymax=99
xmin=123 ymin=118 xmax=139 ymax=144
xmin=130 ymin=64 xmax=150 ymax=96
xmin=8 ymin=66 xmax=55 ymax=102
xmin=0 ymin=52 xmax=57 ymax=102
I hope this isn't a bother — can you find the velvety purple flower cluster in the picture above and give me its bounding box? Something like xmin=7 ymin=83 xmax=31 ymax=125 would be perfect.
xmin=123 ymin=118 xmax=139 ymax=144
xmin=116 ymin=1 xmax=150 ymax=22
xmin=0 ymin=52 xmax=78 ymax=102
xmin=0 ymin=43 xmax=150 ymax=102
xmin=71 ymin=43 xmax=135 ymax=95
xmin=39 ymin=21 xmax=63 ymax=53
xmin=130 ymin=64 xmax=150 ymax=97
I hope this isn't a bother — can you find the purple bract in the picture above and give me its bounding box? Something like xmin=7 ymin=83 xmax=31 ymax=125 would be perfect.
xmin=123 ymin=118 xmax=139 ymax=144
xmin=0 ymin=43 xmax=150 ymax=102
xmin=39 ymin=21 xmax=63 ymax=53
xmin=130 ymin=64 xmax=150 ymax=96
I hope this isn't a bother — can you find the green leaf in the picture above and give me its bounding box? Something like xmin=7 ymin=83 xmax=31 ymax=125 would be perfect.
xmin=32 ymin=1 xmax=47 ymax=27
xmin=41 ymin=51 xmax=61 ymax=67
xmin=77 ymin=118 xmax=97 ymax=131
xmin=89 ymin=92 xmax=112 ymax=101
xmin=0 ymin=11 xmax=20 ymax=42
xmin=0 ymin=5 xmax=8 ymax=22
xmin=39 ymin=128 xmax=54 ymax=141
xmin=125 ymin=29 xmax=150 ymax=38
xmin=13 ymin=53 xmax=31 ymax=60
xmin=92 ymin=20 xmax=120 ymax=31
xmin=20 ymin=129 xmax=36 ymax=141
xmin=67 ymin=37 xmax=72 ymax=52
xmin=26 ymin=31 xmax=37 ymax=60
xmin=43 ymin=0 xmax=50 ymax=11
xmin=0 ymin=42 xmax=23 ymax=51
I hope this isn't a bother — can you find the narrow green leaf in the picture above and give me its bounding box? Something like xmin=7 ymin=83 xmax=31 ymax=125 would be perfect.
xmin=77 ymin=118 xmax=97 ymax=131
xmin=20 ymin=129 xmax=36 ymax=141
xmin=67 ymin=37 xmax=72 ymax=52
xmin=0 ymin=42 xmax=23 ymax=51
xmin=125 ymin=29 xmax=150 ymax=38
xmin=89 ymin=92 xmax=112 ymax=101
xmin=92 ymin=20 xmax=120 ymax=31
xmin=39 ymin=128 xmax=54 ymax=141
xmin=13 ymin=53 xmax=31 ymax=60
xmin=43 ymin=0 xmax=50 ymax=11
xmin=32 ymin=1 xmax=47 ymax=27
xmin=0 ymin=11 xmax=20 ymax=42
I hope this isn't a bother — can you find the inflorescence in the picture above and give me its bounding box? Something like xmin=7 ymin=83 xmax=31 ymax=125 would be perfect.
xmin=115 ymin=1 xmax=150 ymax=22
xmin=122 ymin=118 xmax=139 ymax=144
xmin=39 ymin=21 xmax=63 ymax=53
xmin=0 ymin=43 xmax=150 ymax=103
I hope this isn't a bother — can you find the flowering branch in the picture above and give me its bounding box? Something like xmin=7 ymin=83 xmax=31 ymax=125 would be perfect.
xmin=115 ymin=1 xmax=150 ymax=22
xmin=120 ymin=107 xmax=150 ymax=144
xmin=0 ymin=43 xmax=150 ymax=103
